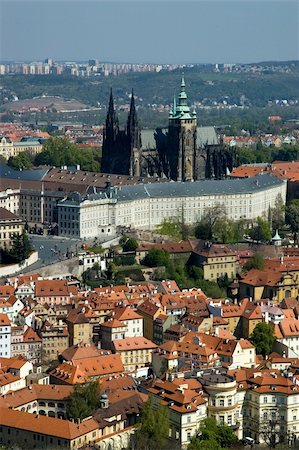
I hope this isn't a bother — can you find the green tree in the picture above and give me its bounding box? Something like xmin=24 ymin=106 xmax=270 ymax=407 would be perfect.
xmin=243 ymin=252 xmax=265 ymax=271
xmin=285 ymin=199 xmax=299 ymax=244
xmin=155 ymin=217 xmax=191 ymax=241
xmin=131 ymin=397 xmax=169 ymax=450
xmin=188 ymin=418 xmax=237 ymax=450
xmin=250 ymin=322 xmax=276 ymax=357
xmin=67 ymin=381 xmax=100 ymax=420
xmin=8 ymin=151 xmax=33 ymax=169
xmin=195 ymin=205 xmax=227 ymax=241
xmin=121 ymin=237 xmax=139 ymax=252
xmin=34 ymin=137 xmax=100 ymax=171
xmin=7 ymin=230 xmax=32 ymax=263
xmin=249 ymin=217 xmax=272 ymax=242
xmin=142 ymin=249 xmax=170 ymax=267
xmin=269 ymin=194 xmax=285 ymax=233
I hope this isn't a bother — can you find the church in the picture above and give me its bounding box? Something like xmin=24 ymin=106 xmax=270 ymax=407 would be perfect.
xmin=101 ymin=76 xmax=235 ymax=181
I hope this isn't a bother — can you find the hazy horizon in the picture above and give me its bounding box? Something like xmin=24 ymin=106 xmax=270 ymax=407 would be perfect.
xmin=1 ymin=0 xmax=298 ymax=64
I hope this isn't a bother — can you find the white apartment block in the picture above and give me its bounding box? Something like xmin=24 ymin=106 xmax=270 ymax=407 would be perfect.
xmin=0 ymin=314 xmax=11 ymax=358
xmin=57 ymin=173 xmax=287 ymax=239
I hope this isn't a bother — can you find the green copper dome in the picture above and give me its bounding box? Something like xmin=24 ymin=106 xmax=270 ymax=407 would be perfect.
xmin=169 ymin=74 xmax=195 ymax=120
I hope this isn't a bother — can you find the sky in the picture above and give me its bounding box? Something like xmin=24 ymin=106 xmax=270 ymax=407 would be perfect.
xmin=0 ymin=0 xmax=298 ymax=64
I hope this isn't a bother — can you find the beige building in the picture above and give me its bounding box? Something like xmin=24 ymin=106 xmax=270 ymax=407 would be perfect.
xmin=190 ymin=242 xmax=237 ymax=281
xmin=0 ymin=207 xmax=24 ymax=250
xmin=38 ymin=321 xmax=69 ymax=363
xmin=113 ymin=336 xmax=157 ymax=373
xmin=66 ymin=308 xmax=92 ymax=347
xmin=0 ymin=137 xmax=43 ymax=160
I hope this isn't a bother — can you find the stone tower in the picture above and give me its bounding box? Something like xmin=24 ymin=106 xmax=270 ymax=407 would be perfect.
xmin=167 ymin=75 xmax=197 ymax=181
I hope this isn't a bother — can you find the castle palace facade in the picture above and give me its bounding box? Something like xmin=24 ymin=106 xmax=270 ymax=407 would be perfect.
xmin=101 ymin=76 xmax=235 ymax=181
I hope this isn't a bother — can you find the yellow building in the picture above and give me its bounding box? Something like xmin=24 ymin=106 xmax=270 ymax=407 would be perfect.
xmin=113 ymin=336 xmax=157 ymax=373
xmin=0 ymin=207 xmax=24 ymax=250
xmin=190 ymin=242 xmax=237 ymax=281
xmin=239 ymin=268 xmax=299 ymax=302
xmin=66 ymin=308 xmax=92 ymax=347
xmin=38 ymin=321 xmax=69 ymax=363
xmin=137 ymin=300 xmax=164 ymax=341
xmin=0 ymin=137 xmax=43 ymax=160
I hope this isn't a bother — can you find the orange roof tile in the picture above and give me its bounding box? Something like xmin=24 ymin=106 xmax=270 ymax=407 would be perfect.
xmin=0 ymin=313 xmax=10 ymax=326
xmin=0 ymin=407 xmax=98 ymax=440
xmin=113 ymin=337 xmax=157 ymax=351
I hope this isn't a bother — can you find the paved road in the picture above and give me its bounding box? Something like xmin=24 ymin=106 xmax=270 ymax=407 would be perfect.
xmin=22 ymin=235 xmax=81 ymax=273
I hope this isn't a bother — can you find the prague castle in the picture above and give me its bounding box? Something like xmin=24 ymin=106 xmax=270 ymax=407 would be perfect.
xmin=101 ymin=76 xmax=236 ymax=181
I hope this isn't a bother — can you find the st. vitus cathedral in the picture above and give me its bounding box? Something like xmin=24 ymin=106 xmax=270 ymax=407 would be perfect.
xmin=101 ymin=76 xmax=235 ymax=181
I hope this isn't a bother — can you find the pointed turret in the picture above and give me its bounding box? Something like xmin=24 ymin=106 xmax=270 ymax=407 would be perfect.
xmin=101 ymin=89 xmax=120 ymax=173
xmin=127 ymin=90 xmax=141 ymax=149
xmin=173 ymin=73 xmax=192 ymax=119
xmin=105 ymin=88 xmax=119 ymax=138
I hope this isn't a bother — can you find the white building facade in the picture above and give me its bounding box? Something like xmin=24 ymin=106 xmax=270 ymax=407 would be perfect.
xmin=57 ymin=174 xmax=287 ymax=239
xmin=0 ymin=314 xmax=12 ymax=358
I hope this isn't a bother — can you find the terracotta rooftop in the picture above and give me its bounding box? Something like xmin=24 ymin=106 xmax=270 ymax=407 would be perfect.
xmin=113 ymin=306 xmax=142 ymax=321
xmin=2 ymin=384 xmax=73 ymax=408
xmin=0 ymin=407 xmax=99 ymax=440
xmin=60 ymin=343 xmax=103 ymax=362
xmin=0 ymin=207 xmax=22 ymax=221
xmin=113 ymin=336 xmax=157 ymax=352
xmin=35 ymin=279 xmax=71 ymax=297
xmin=0 ymin=313 xmax=10 ymax=326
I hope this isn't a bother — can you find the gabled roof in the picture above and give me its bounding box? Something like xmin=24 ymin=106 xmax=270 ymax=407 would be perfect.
xmin=137 ymin=299 xmax=162 ymax=317
xmin=23 ymin=327 xmax=42 ymax=343
xmin=61 ymin=343 xmax=103 ymax=362
xmin=113 ymin=306 xmax=142 ymax=321
xmin=101 ymin=318 xmax=127 ymax=329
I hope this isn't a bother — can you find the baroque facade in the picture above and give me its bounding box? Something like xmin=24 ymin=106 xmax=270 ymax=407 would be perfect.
xmin=101 ymin=76 xmax=235 ymax=181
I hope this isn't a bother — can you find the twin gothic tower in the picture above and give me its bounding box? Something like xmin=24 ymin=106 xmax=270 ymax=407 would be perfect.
xmin=101 ymin=76 xmax=234 ymax=181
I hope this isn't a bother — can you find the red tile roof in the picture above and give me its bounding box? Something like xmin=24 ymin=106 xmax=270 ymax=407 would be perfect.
xmin=0 ymin=407 xmax=99 ymax=440
xmin=113 ymin=337 xmax=157 ymax=351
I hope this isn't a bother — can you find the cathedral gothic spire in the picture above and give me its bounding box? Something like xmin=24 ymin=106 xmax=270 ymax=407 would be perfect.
xmin=105 ymin=88 xmax=119 ymax=138
xmin=127 ymin=90 xmax=141 ymax=149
